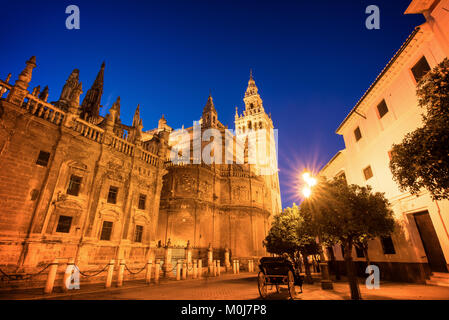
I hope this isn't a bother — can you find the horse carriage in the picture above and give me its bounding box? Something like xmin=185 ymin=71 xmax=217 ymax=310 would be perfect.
xmin=257 ymin=257 xmax=304 ymax=300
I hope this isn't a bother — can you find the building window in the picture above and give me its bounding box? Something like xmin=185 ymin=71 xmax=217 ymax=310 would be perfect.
xmin=381 ymin=236 xmax=396 ymax=254
xmin=67 ymin=175 xmax=82 ymax=196
xmin=411 ymin=56 xmax=431 ymax=83
xmin=56 ymin=215 xmax=72 ymax=233
xmin=363 ymin=166 xmax=373 ymax=180
xmin=107 ymin=186 xmax=118 ymax=204
xmin=30 ymin=189 xmax=39 ymax=201
xmin=388 ymin=150 xmax=397 ymax=161
xmin=355 ymin=246 xmax=365 ymax=258
xmin=138 ymin=194 xmax=146 ymax=210
xmin=337 ymin=172 xmax=347 ymax=184
xmin=134 ymin=225 xmax=143 ymax=243
xmin=36 ymin=151 xmax=50 ymax=167
xmin=354 ymin=127 xmax=362 ymax=142
xmin=377 ymin=100 xmax=389 ymax=118
xmin=100 ymin=221 xmax=113 ymax=240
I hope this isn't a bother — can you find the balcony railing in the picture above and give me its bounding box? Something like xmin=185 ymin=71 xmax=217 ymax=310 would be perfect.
xmin=22 ymin=94 xmax=65 ymax=126
xmin=111 ymin=135 xmax=134 ymax=156
xmin=0 ymin=80 xmax=11 ymax=99
xmin=73 ymin=118 xmax=104 ymax=143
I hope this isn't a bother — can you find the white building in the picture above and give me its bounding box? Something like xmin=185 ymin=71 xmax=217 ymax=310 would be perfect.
xmin=320 ymin=0 xmax=449 ymax=283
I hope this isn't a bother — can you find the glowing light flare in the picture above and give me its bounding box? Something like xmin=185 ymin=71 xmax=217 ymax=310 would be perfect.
xmin=302 ymin=172 xmax=317 ymax=187
xmin=303 ymin=186 xmax=311 ymax=198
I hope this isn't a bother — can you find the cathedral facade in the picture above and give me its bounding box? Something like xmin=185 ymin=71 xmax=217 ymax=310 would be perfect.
xmin=158 ymin=73 xmax=282 ymax=258
xmin=0 ymin=57 xmax=281 ymax=271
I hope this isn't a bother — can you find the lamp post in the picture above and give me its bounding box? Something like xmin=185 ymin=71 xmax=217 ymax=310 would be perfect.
xmin=302 ymin=171 xmax=333 ymax=290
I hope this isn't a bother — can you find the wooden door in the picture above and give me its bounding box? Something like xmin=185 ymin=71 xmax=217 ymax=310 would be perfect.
xmin=414 ymin=211 xmax=448 ymax=273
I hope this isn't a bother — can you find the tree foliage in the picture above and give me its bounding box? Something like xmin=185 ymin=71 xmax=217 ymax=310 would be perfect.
xmin=303 ymin=177 xmax=396 ymax=249
xmin=302 ymin=177 xmax=395 ymax=299
xmin=390 ymin=58 xmax=449 ymax=200
xmin=263 ymin=203 xmax=319 ymax=268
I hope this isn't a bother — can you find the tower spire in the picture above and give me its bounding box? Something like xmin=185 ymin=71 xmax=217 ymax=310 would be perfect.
xmin=243 ymin=69 xmax=263 ymax=111
xmin=202 ymin=94 xmax=218 ymax=128
xmin=80 ymin=61 xmax=105 ymax=120
xmin=132 ymin=104 xmax=141 ymax=127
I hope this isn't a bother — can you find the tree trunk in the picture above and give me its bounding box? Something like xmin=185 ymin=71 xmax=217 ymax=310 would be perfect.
xmin=362 ymin=242 xmax=370 ymax=267
xmin=344 ymin=240 xmax=361 ymax=300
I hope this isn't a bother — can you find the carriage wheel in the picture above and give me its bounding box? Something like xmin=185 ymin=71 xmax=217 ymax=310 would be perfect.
xmin=257 ymin=272 xmax=268 ymax=299
xmin=287 ymin=270 xmax=296 ymax=300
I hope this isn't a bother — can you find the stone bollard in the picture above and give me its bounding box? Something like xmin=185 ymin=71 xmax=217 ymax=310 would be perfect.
xmin=105 ymin=259 xmax=115 ymax=288
xmin=176 ymin=260 xmax=182 ymax=281
xmin=193 ymin=260 xmax=198 ymax=279
xmin=117 ymin=259 xmax=125 ymax=287
xmin=154 ymin=259 xmax=161 ymax=284
xmin=213 ymin=260 xmax=217 ymax=277
xmin=62 ymin=258 xmax=75 ymax=292
xmin=145 ymin=259 xmax=153 ymax=284
xmin=232 ymin=260 xmax=236 ymax=274
xmin=198 ymin=259 xmax=202 ymax=279
xmin=185 ymin=242 xmax=192 ymax=277
xmin=44 ymin=259 xmax=59 ymax=294
xmin=217 ymin=260 xmax=221 ymax=276
xmin=224 ymin=247 xmax=231 ymax=271
xmin=163 ymin=246 xmax=172 ymax=277
xmin=182 ymin=260 xmax=187 ymax=280
xmin=237 ymin=260 xmax=240 ymax=274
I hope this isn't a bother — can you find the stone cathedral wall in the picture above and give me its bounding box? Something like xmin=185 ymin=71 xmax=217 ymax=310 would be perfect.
xmin=158 ymin=164 xmax=272 ymax=258
xmin=0 ymin=83 xmax=168 ymax=272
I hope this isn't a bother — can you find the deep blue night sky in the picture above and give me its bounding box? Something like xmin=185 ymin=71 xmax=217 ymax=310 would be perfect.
xmin=0 ymin=0 xmax=424 ymax=208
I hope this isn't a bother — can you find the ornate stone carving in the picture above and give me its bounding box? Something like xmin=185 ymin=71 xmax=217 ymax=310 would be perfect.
xmin=176 ymin=173 xmax=195 ymax=193
xmin=232 ymin=185 xmax=248 ymax=200
xmin=59 ymin=69 xmax=80 ymax=103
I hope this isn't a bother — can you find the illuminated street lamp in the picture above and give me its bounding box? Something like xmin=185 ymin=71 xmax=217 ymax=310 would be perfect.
xmin=301 ymin=170 xmax=334 ymax=290
xmin=302 ymin=171 xmax=316 ymax=198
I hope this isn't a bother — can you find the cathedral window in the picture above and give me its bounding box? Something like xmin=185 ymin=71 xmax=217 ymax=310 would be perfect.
xmin=67 ymin=175 xmax=82 ymax=196
xmin=56 ymin=215 xmax=72 ymax=233
xmin=36 ymin=151 xmax=51 ymax=167
xmin=138 ymin=194 xmax=146 ymax=210
xmin=107 ymin=186 xmax=118 ymax=204
xmin=100 ymin=221 xmax=113 ymax=241
xmin=134 ymin=225 xmax=144 ymax=243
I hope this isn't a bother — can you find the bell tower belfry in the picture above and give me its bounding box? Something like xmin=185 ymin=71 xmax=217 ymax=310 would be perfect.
xmin=234 ymin=70 xmax=282 ymax=216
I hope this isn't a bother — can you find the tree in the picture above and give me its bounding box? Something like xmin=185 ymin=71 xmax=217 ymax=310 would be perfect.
xmin=263 ymin=203 xmax=319 ymax=283
xmin=303 ymin=177 xmax=395 ymax=300
xmin=390 ymin=58 xmax=449 ymax=200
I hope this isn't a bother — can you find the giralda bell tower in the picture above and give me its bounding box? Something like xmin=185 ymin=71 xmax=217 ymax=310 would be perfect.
xmin=234 ymin=70 xmax=282 ymax=217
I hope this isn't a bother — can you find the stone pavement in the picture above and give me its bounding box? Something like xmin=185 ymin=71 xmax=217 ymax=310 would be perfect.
xmin=1 ymin=272 xmax=449 ymax=300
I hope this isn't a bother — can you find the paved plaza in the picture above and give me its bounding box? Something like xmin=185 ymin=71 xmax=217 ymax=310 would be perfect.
xmin=1 ymin=273 xmax=449 ymax=300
